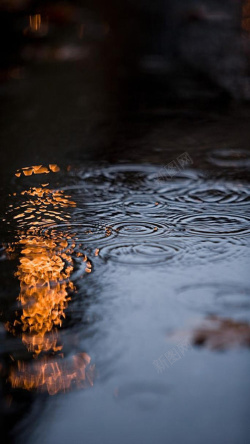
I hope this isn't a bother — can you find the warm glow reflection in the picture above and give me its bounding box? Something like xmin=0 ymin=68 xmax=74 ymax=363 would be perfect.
xmin=15 ymin=164 xmax=60 ymax=177
xmin=9 ymin=353 xmax=94 ymax=395
xmin=5 ymin=165 xmax=94 ymax=394
xmin=23 ymin=14 xmax=49 ymax=36
xmin=29 ymin=14 xmax=41 ymax=32
xmin=242 ymin=0 xmax=250 ymax=31
xmin=8 ymin=234 xmax=74 ymax=355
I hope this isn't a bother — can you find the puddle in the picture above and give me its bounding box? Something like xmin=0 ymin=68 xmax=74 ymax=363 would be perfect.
xmin=0 ymin=161 xmax=250 ymax=443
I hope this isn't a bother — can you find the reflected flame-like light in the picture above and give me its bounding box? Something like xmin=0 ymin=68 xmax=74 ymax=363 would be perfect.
xmin=10 ymin=234 xmax=74 ymax=354
xmin=23 ymin=15 xmax=49 ymax=36
xmin=5 ymin=165 xmax=94 ymax=394
xmin=9 ymin=353 xmax=95 ymax=396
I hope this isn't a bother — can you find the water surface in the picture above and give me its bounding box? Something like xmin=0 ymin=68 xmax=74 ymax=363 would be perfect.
xmin=1 ymin=153 xmax=250 ymax=444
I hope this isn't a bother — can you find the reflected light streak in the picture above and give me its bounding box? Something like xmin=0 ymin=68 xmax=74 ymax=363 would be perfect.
xmin=23 ymin=14 xmax=49 ymax=36
xmin=5 ymin=165 xmax=94 ymax=395
xmin=29 ymin=14 xmax=41 ymax=32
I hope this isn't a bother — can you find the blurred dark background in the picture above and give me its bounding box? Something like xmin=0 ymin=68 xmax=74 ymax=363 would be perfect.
xmin=0 ymin=0 xmax=250 ymax=181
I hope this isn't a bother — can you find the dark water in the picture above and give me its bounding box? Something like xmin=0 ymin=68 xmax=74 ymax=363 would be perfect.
xmin=1 ymin=1 xmax=250 ymax=443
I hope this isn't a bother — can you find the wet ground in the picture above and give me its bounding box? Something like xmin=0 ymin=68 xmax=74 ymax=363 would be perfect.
xmin=1 ymin=3 xmax=250 ymax=444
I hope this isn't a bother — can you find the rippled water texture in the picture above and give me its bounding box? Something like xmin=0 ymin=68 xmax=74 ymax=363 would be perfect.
xmin=1 ymin=157 xmax=250 ymax=444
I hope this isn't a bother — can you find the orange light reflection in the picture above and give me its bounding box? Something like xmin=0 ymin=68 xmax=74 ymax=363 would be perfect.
xmin=5 ymin=165 xmax=94 ymax=395
xmin=9 ymin=353 xmax=94 ymax=395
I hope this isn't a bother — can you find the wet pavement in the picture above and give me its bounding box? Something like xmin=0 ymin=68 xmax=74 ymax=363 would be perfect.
xmin=1 ymin=2 xmax=250 ymax=444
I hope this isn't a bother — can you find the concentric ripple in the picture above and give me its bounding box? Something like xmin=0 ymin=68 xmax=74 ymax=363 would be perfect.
xmin=60 ymin=184 xmax=124 ymax=206
xmin=178 ymin=214 xmax=250 ymax=236
xmin=104 ymin=164 xmax=158 ymax=184
xmin=208 ymin=149 xmax=250 ymax=168
xmin=148 ymin=168 xmax=200 ymax=184
xmin=98 ymin=242 xmax=182 ymax=265
xmin=42 ymin=221 xmax=117 ymax=244
xmin=111 ymin=221 xmax=170 ymax=238
xmin=161 ymin=181 xmax=250 ymax=205
xmin=177 ymin=283 xmax=250 ymax=320
xmin=77 ymin=164 xmax=159 ymax=193
xmin=186 ymin=236 xmax=248 ymax=264
xmin=121 ymin=195 xmax=168 ymax=217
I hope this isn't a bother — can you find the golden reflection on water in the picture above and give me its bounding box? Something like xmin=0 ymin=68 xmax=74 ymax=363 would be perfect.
xmin=5 ymin=165 xmax=94 ymax=395
xmin=29 ymin=14 xmax=42 ymax=32
xmin=9 ymin=233 xmax=74 ymax=355
xmin=22 ymin=14 xmax=49 ymax=37
xmin=9 ymin=353 xmax=94 ymax=396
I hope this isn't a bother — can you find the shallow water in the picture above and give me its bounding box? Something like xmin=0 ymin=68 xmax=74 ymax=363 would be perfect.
xmin=1 ymin=153 xmax=250 ymax=443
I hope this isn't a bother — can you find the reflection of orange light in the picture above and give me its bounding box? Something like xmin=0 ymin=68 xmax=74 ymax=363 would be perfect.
xmin=13 ymin=234 xmax=74 ymax=354
xmin=29 ymin=14 xmax=41 ymax=32
xmin=15 ymin=164 xmax=60 ymax=178
xmin=9 ymin=353 xmax=95 ymax=395
xmin=49 ymin=164 xmax=60 ymax=173
xmin=6 ymin=182 xmax=76 ymax=355
xmin=5 ymin=165 xmax=94 ymax=394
